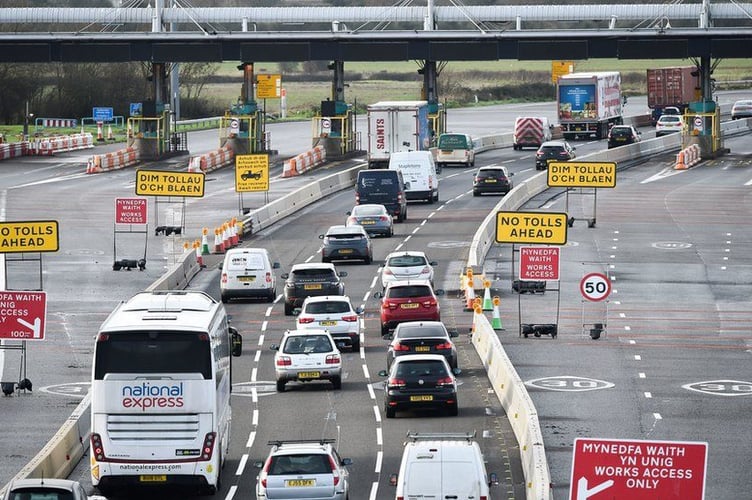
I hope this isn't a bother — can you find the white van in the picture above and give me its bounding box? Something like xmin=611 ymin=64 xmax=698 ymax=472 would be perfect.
xmin=219 ymin=247 xmax=280 ymax=303
xmin=436 ymin=132 xmax=475 ymax=169
xmin=513 ymin=116 xmax=552 ymax=150
xmin=390 ymin=432 xmax=498 ymax=499
xmin=388 ymin=150 xmax=439 ymax=204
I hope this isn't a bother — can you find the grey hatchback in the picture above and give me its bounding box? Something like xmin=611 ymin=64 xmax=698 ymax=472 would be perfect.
xmin=320 ymin=225 xmax=373 ymax=264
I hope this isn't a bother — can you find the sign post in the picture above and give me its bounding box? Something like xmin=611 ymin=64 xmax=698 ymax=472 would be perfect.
xmin=113 ymin=198 xmax=148 ymax=271
xmin=570 ymin=437 xmax=708 ymax=500
xmin=547 ymin=161 xmax=617 ymax=228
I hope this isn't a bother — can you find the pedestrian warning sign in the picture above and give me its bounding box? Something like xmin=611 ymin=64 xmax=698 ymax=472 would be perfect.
xmin=0 ymin=221 xmax=59 ymax=253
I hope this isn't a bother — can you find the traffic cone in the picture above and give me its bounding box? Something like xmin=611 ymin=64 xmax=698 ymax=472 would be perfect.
xmin=213 ymin=227 xmax=225 ymax=254
xmin=194 ymin=240 xmax=204 ymax=268
xmin=463 ymin=269 xmax=475 ymax=311
xmin=201 ymin=227 xmax=210 ymax=255
xmin=107 ymin=124 xmax=114 ymax=141
xmin=471 ymin=303 xmax=483 ymax=334
xmin=96 ymin=121 xmax=104 ymax=142
xmin=674 ymin=151 xmax=687 ymax=170
xmin=222 ymin=222 xmax=232 ymax=249
xmin=230 ymin=217 xmax=239 ymax=246
xmin=482 ymin=279 xmax=493 ymax=311
xmin=491 ymin=296 xmax=504 ymax=330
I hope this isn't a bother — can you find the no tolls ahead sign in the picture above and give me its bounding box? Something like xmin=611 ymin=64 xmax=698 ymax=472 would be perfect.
xmin=0 ymin=291 xmax=47 ymax=340
xmin=570 ymin=437 xmax=707 ymax=500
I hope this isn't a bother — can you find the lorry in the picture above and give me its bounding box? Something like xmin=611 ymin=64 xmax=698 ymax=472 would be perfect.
xmin=647 ymin=66 xmax=699 ymax=125
xmin=366 ymin=100 xmax=432 ymax=169
xmin=557 ymin=71 xmax=624 ymax=140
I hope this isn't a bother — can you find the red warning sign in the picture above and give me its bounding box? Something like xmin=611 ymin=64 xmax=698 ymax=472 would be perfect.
xmin=115 ymin=198 xmax=147 ymax=224
xmin=0 ymin=291 xmax=47 ymax=341
xmin=570 ymin=437 xmax=707 ymax=500
xmin=519 ymin=246 xmax=560 ymax=281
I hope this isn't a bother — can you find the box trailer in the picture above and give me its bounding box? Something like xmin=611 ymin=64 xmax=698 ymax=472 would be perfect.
xmin=557 ymin=71 xmax=624 ymax=140
xmin=647 ymin=66 xmax=700 ymax=124
xmin=366 ymin=100 xmax=431 ymax=169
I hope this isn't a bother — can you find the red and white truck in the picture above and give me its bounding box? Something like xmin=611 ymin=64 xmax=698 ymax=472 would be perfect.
xmin=557 ymin=71 xmax=624 ymax=140
xmin=512 ymin=116 xmax=552 ymax=150
xmin=647 ymin=66 xmax=700 ymax=125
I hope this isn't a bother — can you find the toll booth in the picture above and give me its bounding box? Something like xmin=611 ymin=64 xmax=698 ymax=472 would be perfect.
xmin=428 ymin=102 xmax=447 ymax=147
xmin=127 ymin=100 xmax=187 ymax=160
xmin=312 ymin=99 xmax=359 ymax=159
xmin=219 ymin=110 xmax=265 ymax=155
xmin=683 ymin=101 xmax=723 ymax=158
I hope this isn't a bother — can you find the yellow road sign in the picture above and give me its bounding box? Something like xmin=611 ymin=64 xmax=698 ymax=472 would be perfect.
xmin=0 ymin=220 xmax=59 ymax=253
xmin=495 ymin=211 xmax=567 ymax=245
xmin=257 ymin=74 xmax=282 ymax=99
xmin=547 ymin=161 xmax=617 ymax=188
xmin=552 ymin=60 xmax=574 ymax=83
xmin=135 ymin=170 xmax=205 ymax=197
xmin=236 ymin=155 xmax=270 ymax=192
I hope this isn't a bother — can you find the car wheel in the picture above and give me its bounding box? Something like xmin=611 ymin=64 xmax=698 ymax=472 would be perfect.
xmin=388 ymin=227 xmax=393 ymax=237
xmin=385 ymin=404 xmax=396 ymax=419
xmin=267 ymin=289 xmax=276 ymax=303
xmin=473 ymin=190 xmax=480 ymax=197
xmin=352 ymin=338 xmax=360 ymax=351
xmin=447 ymin=403 xmax=459 ymax=417
xmin=322 ymin=256 xmax=330 ymax=263
xmin=364 ymin=255 xmax=372 ymax=265
xmin=331 ymin=376 xmax=342 ymax=390
xmin=381 ymin=324 xmax=389 ymax=337
xmin=276 ymin=380 xmax=286 ymax=392
xmin=221 ymin=294 xmax=229 ymax=304
xmin=284 ymin=302 xmax=294 ymax=316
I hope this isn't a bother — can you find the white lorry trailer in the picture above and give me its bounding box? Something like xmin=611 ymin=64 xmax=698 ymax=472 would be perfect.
xmin=366 ymin=100 xmax=432 ymax=169
xmin=557 ymin=71 xmax=624 ymax=140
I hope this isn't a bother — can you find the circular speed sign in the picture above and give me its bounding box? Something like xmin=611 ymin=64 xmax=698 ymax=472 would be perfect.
xmin=580 ymin=272 xmax=611 ymax=302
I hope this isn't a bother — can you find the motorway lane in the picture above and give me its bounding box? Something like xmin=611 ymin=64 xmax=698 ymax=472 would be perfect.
xmin=489 ymin=134 xmax=752 ymax=499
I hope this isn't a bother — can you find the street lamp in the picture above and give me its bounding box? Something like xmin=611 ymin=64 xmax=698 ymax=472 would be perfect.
xmin=22 ymin=101 xmax=34 ymax=141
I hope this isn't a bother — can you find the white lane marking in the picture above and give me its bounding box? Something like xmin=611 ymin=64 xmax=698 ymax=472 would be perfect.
xmin=362 ymin=291 xmax=370 ymax=302
xmin=373 ymin=405 xmax=381 ymax=423
xmin=374 ymin=450 xmax=383 ymax=473
xmin=252 ymin=409 xmax=259 ymax=426
xmin=251 ymin=367 xmax=258 ymax=382
xmin=369 ymin=482 xmax=379 ymax=500
xmin=639 ymin=373 xmax=646 ymax=379
xmin=654 ymin=413 xmax=663 ymax=420
xmin=225 ymin=484 xmax=237 ymax=500
xmin=265 ymin=307 xmax=273 ymax=317
xmin=236 ymin=454 xmax=249 ymax=476
xmin=367 ymin=383 xmax=376 ymax=400
xmin=404 ymin=235 xmax=411 ymax=242
xmin=254 ymin=350 xmax=261 ymax=363
xmin=246 ymin=431 xmax=256 ymax=448
xmin=420 ymin=220 xmax=427 ymax=226
xmin=644 ymin=392 xmax=652 ymax=398
xmin=370 ymin=276 xmax=378 ymax=288
xmin=252 ymin=388 xmax=258 ymax=404
xmin=634 ymin=355 xmax=642 ymax=360
xmin=362 ymin=364 xmax=370 ymax=379
xmin=395 ymin=242 xmax=403 ymax=251
xmin=258 ymin=334 xmax=265 ymax=346
xmin=376 ymin=427 xmax=383 ymax=446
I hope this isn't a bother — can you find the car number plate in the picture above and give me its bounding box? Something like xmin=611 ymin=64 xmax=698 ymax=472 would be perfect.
xmin=484 ymin=179 xmax=497 ymax=183
xmin=238 ymin=276 xmax=255 ymax=282
xmin=304 ymin=284 xmax=322 ymax=290
xmin=286 ymin=479 xmax=316 ymax=487
xmin=414 ymin=346 xmax=431 ymax=352
xmin=139 ymin=475 xmax=167 ymax=483
xmin=400 ymin=303 xmax=420 ymax=309
xmin=319 ymin=320 xmax=337 ymax=326
xmin=410 ymin=395 xmax=434 ymax=402
xmin=361 ymin=220 xmax=375 ymax=224
xmin=339 ymin=249 xmax=353 ymax=254
xmin=298 ymin=371 xmax=321 ymax=379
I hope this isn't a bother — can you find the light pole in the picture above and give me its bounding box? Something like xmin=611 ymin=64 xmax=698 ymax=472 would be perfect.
xmin=22 ymin=101 xmax=33 ymax=141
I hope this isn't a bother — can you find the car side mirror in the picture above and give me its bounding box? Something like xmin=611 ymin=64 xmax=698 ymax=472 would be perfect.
xmin=341 ymin=458 xmax=353 ymax=466
xmin=435 ymin=289 xmax=445 ymax=296
xmin=404 ymin=181 xmax=411 ymax=190
xmin=373 ymin=291 xmax=384 ymax=299
xmin=489 ymin=472 xmax=499 ymax=486
xmin=253 ymin=460 xmax=264 ymax=469
xmin=218 ymin=262 xmax=223 ymax=270
xmin=230 ymin=327 xmax=242 ymax=357
xmin=378 ymin=370 xmax=389 ymax=377
xmin=508 ymin=172 xmax=515 ymax=177
xmin=355 ymin=306 xmax=364 ymax=315
xmin=338 ymin=271 xmax=348 ymax=277
xmin=382 ymin=333 xmax=393 ymax=340
xmin=452 ymin=367 xmax=462 ymax=376
xmin=281 ymin=273 xmax=289 ymax=279
xmin=273 ymin=262 xmax=280 ymax=269
xmin=319 ymin=234 xmax=325 ymax=239
xmin=346 ymin=211 xmax=352 ymax=216
xmin=429 ymin=261 xmax=438 ymax=266
xmin=270 ymin=344 xmax=279 ymax=351
xmin=292 ymin=308 xmax=301 ymax=317
xmin=389 ymin=473 xmax=399 ymax=486
xmin=448 ymin=330 xmax=459 ymax=338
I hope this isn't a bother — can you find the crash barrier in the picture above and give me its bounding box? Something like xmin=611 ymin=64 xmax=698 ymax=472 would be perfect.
xmin=86 ymin=147 xmax=139 ymax=174
xmin=31 ymin=133 xmax=94 ymax=155
xmin=187 ymin=144 xmax=234 ymax=173
xmin=6 ymin=112 xmax=743 ymax=495
xmin=0 ymin=393 xmax=90 ymax=498
xmin=36 ymin=118 xmax=77 ymax=128
xmin=675 ymin=144 xmax=701 ymax=170
xmin=282 ymin=145 xmax=326 ymax=177
xmin=0 ymin=142 xmax=27 ymax=160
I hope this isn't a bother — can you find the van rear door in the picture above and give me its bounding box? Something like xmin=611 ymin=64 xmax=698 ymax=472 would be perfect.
xmin=442 ymin=460 xmax=481 ymax=499
xmin=404 ymin=461 xmax=440 ymax=498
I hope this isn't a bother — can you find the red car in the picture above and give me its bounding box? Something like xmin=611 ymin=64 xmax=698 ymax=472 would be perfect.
xmin=374 ymin=279 xmax=443 ymax=336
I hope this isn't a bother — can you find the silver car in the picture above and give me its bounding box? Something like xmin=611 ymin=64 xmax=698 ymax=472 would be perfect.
xmin=381 ymin=250 xmax=437 ymax=289
xmin=271 ymin=330 xmax=343 ymax=392
xmin=295 ymin=295 xmax=363 ymax=350
xmin=2 ymin=478 xmax=105 ymax=500
xmin=256 ymin=440 xmax=352 ymax=500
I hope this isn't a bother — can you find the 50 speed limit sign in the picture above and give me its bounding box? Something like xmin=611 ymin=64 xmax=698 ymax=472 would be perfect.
xmin=580 ymin=272 xmax=611 ymax=302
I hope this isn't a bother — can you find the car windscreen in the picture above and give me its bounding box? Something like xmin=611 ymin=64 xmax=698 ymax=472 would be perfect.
xmin=395 ymin=359 xmax=448 ymax=378
xmin=438 ymin=134 xmax=470 ymax=149
xmin=283 ymin=335 xmax=333 ymax=354
xmin=396 ymin=325 xmax=446 ymax=338
xmin=291 ymin=269 xmax=336 ymax=281
xmin=387 ymin=256 xmax=427 ymax=267
xmin=610 ymin=128 xmax=632 ymax=137
xmin=305 ymin=301 xmax=350 ymax=314
xmin=358 ymin=173 xmax=399 ymax=193
xmin=8 ymin=489 xmax=75 ymax=500
xmin=269 ymin=454 xmax=331 ymax=475
xmin=352 ymin=206 xmax=384 ymax=216
xmin=94 ymin=331 xmax=212 ymax=380
xmin=477 ymin=169 xmax=505 ymax=178
xmin=387 ymin=285 xmax=432 ymax=298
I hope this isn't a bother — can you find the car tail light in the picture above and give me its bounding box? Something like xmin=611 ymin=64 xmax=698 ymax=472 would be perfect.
xmin=261 ymin=457 xmax=272 ymax=488
xmin=341 ymin=314 xmax=358 ymax=322
xmin=328 ymin=455 xmax=341 ymax=486
xmin=379 ymin=216 xmax=389 ymax=222
xmin=221 ymin=273 xmax=228 ymax=284
xmin=276 ymin=356 xmax=292 ymax=366
xmin=388 ymin=377 xmax=406 ymax=388
xmin=91 ymin=433 xmax=106 ymax=461
xmin=421 ymin=298 xmax=437 ymax=308
xmin=397 ymin=192 xmax=404 ymax=202
xmin=536 ymin=151 xmax=544 ymax=158
xmin=437 ymin=376 xmax=454 ymax=387
xmin=201 ymin=432 xmax=216 ymax=461
xmin=387 ymin=301 xmax=399 ymax=310
xmin=265 ymin=272 xmax=272 ymax=284
xmin=383 ymin=268 xmax=394 ymax=277
xmin=435 ymin=342 xmax=452 ymax=350
xmin=298 ymin=316 xmax=315 ymax=324
xmin=355 ymin=193 xmax=360 ymax=203
xmin=393 ymin=343 xmax=411 ymax=351
xmin=473 ymin=176 xmax=479 ymax=183
xmin=326 ymin=354 xmax=340 ymax=364
xmin=419 ymin=266 xmax=431 ymax=276
xmin=347 ymin=216 xmax=357 ymax=225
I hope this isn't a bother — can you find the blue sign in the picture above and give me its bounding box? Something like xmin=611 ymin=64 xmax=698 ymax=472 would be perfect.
xmin=92 ymin=107 xmax=114 ymax=122
xmin=130 ymin=102 xmax=143 ymax=117
xmin=558 ymin=85 xmax=596 ymax=120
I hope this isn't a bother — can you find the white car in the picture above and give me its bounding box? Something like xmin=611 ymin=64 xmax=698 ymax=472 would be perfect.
xmin=1 ymin=478 xmax=106 ymax=500
xmin=731 ymin=99 xmax=752 ymax=119
xmin=655 ymin=114 xmax=684 ymax=136
xmin=381 ymin=250 xmax=437 ymax=289
xmin=272 ymin=330 xmax=342 ymax=392
xmin=295 ymin=295 xmax=363 ymax=350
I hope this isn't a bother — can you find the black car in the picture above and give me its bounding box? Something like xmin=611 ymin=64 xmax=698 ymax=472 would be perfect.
xmin=534 ymin=140 xmax=576 ymax=170
xmin=384 ymin=320 xmax=459 ymax=370
xmin=472 ymin=166 xmax=514 ymax=196
xmin=607 ymin=125 xmax=641 ymax=149
xmin=319 ymin=225 xmax=373 ymax=264
xmin=378 ymin=354 xmax=459 ymax=418
xmin=281 ymin=263 xmax=347 ymax=315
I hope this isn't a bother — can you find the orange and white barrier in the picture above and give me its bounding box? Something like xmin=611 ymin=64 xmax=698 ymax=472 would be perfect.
xmin=187 ymin=144 xmax=234 ymax=173
xmin=674 ymin=144 xmax=701 ymax=170
xmin=282 ymin=145 xmax=326 ymax=177
xmin=86 ymin=147 xmax=139 ymax=174
xmin=0 ymin=142 xmax=28 ymax=160
xmin=32 ymin=133 xmax=94 ymax=155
